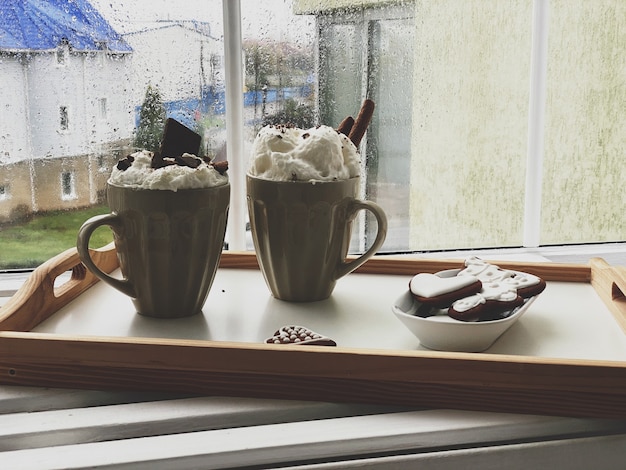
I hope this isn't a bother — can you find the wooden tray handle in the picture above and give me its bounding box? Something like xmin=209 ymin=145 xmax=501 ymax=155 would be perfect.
xmin=0 ymin=243 xmax=119 ymax=331
xmin=590 ymin=257 xmax=626 ymax=334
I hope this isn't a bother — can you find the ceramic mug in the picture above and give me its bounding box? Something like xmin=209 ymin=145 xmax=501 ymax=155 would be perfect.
xmin=247 ymin=174 xmax=387 ymax=302
xmin=77 ymin=182 xmax=230 ymax=318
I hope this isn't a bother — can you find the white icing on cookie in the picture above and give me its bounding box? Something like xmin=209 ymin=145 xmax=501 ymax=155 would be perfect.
xmin=501 ymin=271 xmax=540 ymax=289
xmin=409 ymin=273 xmax=478 ymax=298
xmin=480 ymin=282 xmax=518 ymax=302
xmin=451 ymin=293 xmax=485 ymax=312
xmin=459 ymin=257 xmax=514 ymax=282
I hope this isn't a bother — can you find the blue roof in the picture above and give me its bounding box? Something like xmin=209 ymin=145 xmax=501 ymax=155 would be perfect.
xmin=0 ymin=0 xmax=132 ymax=53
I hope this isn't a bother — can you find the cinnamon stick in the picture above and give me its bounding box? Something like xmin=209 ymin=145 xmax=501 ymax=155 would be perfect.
xmin=348 ymin=99 xmax=375 ymax=147
xmin=337 ymin=116 xmax=355 ymax=136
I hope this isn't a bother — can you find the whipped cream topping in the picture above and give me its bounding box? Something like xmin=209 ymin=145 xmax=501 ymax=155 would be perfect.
xmin=248 ymin=125 xmax=360 ymax=182
xmin=109 ymin=150 xmax=228 ymax=191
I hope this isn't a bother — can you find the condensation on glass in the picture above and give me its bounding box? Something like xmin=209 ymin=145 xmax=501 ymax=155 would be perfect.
xmin=1 ymin=0 xmax=625 ymax=270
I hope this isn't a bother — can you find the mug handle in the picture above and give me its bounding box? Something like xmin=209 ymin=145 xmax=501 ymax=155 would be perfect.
xmin=76 ymin=214 xmax=136 ymax=298
xmin=336 ymin=199 xmax=388 ymax=280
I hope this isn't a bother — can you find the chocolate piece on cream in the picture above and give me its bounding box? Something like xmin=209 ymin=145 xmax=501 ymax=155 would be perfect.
xmin=159 ymin=118 xmax=202 ymax=158
xmin=211 ymin=160 xmax=229 ymax=175
xmin=116 ymin=154 xmax=135 ymax=171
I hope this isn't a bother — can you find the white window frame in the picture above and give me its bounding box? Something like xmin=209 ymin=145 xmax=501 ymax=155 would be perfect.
xmin=222 ymin=0 xmax=246 ymax=251
xmin=523 ymin=0 xmax=549 ymax=248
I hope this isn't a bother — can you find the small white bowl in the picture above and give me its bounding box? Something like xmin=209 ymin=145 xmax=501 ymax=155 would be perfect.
xmin=392 ymin=271 xmax=537 ymax=352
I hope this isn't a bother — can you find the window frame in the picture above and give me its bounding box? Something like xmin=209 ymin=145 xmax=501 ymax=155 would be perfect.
xmin=60 ymin=171 xmax=77 ymax=201
xmin=98 ymin=98 xmax=108 ymax=121
xmin=59 ymin=105 xmax=71 ymax=133
xmin=56 ymin=45 xmax=69 ymax=66
xmin=0 ymin=184 xmax=9 ymax=201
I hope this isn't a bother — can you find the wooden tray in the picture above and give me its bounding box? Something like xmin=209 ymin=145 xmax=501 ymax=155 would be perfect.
xmin=1 ymin=244 xmax=625 ymax=419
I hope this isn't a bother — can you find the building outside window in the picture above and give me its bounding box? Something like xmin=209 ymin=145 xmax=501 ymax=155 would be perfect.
xmin=0 ymin=184 xmax=8 ymax=201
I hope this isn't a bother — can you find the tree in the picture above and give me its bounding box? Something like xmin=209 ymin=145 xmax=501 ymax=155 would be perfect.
xmin=262 ymin=98 xmax=314 ymax=129
xmin=134 ymin=85 xmax=166 ymax=152
xmin=244 ymin=41 xmax=273 ymax=115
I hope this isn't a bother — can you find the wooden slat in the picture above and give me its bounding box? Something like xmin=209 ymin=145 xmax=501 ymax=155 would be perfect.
xmin=0 ymin=332 xmax=624 ymax=419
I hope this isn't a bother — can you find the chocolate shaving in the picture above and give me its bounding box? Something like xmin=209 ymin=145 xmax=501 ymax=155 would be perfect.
xmin=348 ymin=99 xmax=375 ymax=147
xmin=174 ymin=154 xmax=202 ymax=168
xmin=302 ymin=132 xmax=310 ymax=139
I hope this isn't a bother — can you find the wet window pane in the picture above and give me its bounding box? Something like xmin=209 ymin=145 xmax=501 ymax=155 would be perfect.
xmin=411 ymin=0 xmax=532 ymax=250
xmin=541 ymin=0 xmax=626 ymax=244
xmin=1 ymin=0 xmax=625 ymax=269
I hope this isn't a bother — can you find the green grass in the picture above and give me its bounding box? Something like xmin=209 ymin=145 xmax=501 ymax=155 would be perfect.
xmin=0 ymin=205 xmax=114 ymax=269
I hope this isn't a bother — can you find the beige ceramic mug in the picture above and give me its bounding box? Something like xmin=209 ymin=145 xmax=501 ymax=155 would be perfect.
xmin=247 ymin=174 xmax=387 ymax=302
xmin=77 ymin=182 xmax=230 ymax=318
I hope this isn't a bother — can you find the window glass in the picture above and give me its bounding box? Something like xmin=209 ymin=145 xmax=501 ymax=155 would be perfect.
xmin=410 ymin=0 xmax=532 ymax=251
xmin=540 ymin=0 xmax=626 ymax=244
xmin=1 ymin=0 xmax=625 ymax=270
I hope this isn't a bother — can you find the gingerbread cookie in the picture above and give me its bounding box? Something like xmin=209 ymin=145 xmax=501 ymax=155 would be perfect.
xmin=448 ymin=282 xmax=524 ymax=322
